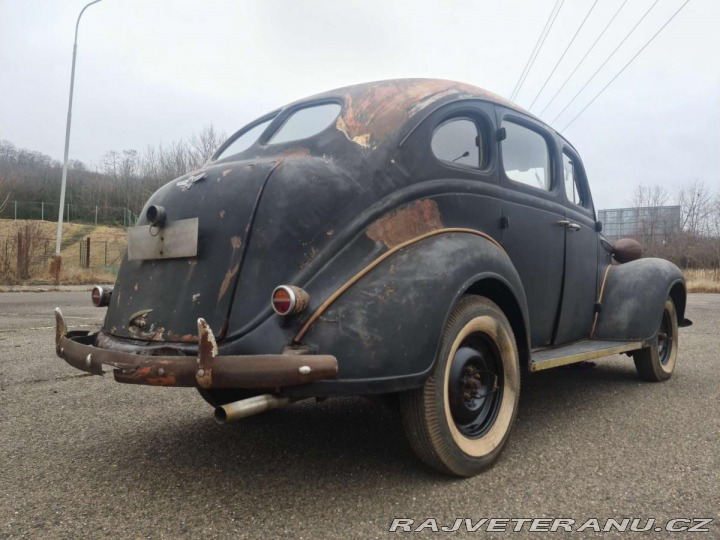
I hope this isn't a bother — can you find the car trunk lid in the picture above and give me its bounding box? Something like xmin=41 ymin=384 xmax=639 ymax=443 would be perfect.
xmin=104 ymin=159 xmax=278 ymax=343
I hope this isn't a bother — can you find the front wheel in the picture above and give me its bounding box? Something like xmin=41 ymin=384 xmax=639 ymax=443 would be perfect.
xmin=400 ymin=296 xmax=520 ymax=477
xmin=632 ymin=298 xmax=678 ymax=382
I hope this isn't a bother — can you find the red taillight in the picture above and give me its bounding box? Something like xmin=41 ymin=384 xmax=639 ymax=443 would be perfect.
xmin=91 ymin=286 xmax=112 ymax=307
xmin=271 ymin=285 xmax=309 ymax=316
xmin=272 ymin=286 xmax=294 ymax=315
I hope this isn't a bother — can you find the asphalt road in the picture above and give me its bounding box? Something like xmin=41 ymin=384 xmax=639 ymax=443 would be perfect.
xmin=1 ymin=292 xmax=718 ymax=539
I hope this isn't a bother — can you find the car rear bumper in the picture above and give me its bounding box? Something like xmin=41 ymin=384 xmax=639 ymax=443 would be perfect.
xmin=54 ymin=308 xmax=338 ymax=388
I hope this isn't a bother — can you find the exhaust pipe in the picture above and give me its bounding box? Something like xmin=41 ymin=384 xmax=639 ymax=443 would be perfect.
xmin=214 ymin=394 xmax=291 ymax=424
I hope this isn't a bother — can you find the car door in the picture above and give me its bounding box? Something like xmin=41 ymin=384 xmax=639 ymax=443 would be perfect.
xmin=495 ymin=108 xmax=565 ymax=348
xmin=554 ymin=144 xmax=599 ymax=344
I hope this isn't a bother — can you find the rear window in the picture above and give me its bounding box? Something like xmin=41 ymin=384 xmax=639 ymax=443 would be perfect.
xmin=431 ymin=118 xmax=483 ymax=168
xmin=268 ymin=103 xmax=341 ymax=144
xmin=216 ymin=117 xmax=275 ymax=160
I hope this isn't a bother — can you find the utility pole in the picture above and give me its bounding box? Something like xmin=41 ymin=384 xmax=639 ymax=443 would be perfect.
xmin=54 ymin=0 xmax=105 ymax=256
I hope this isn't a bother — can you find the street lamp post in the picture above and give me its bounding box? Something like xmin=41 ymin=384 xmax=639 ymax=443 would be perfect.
xmin=54 ymin=0 xmax=104 ymax=256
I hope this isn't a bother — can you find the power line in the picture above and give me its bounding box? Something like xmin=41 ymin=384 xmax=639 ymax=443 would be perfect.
xmin=550 ymin=0 xmax=661 ymax=125
xmin=561 ymin=0 xmax=692 ymax=131
xmin=527 ymin=0 xmax=600 ymax=111
xmin=509 ymin=0 xmax=565 ymax=101
xmin=510 ymin=0 xmax=563 ymax=100
xmin=539 ymin=0 xmax=629 ymax=117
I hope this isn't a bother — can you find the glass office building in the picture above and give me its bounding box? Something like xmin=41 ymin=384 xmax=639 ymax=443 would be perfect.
xmin=598 ymin=205 xmax=681 ymax=241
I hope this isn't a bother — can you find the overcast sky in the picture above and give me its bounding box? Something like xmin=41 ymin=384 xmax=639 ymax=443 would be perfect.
xmin=1 ymin=0 xmax=718 ymax=210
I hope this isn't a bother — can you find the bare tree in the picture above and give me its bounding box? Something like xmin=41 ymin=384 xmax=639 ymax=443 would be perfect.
xmin=629 ymin=184 xmax=673 ymax=252
xmin=630 ymin=184 xmax=669 ymax=209
xmin=0 ymin=179 xmax=9 ymax=214
xmin=709 ymin=192 xmax=720 ymax=273
xmin=188 ymin=124 xmax=226 ymax=168
xmin=119 ymin=149 xmax=139 ymax=212
xmin=678 ymin=179 xmax=713 ymax=237
xmin=0 ymin=140 xmax=17 ymax=162
xmin=102 ymin=150 xmax=121 ymax=180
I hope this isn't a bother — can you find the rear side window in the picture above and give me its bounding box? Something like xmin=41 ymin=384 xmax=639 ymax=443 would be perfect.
xmin=501 ymin=121 xmax=551 ymax=190
xmin=268 ymin=103 xmax=341 ymax=144
xmin=431 ymin=118 xmax=483 ymax=168
xmin=216 ymin=117 xmax=274 ymax=160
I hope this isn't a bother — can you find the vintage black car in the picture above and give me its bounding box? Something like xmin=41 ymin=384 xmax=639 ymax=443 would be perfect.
xmin=55 ymin=79 xmax=691 ymax=476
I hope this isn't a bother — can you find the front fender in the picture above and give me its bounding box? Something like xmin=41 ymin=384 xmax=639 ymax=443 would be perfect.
xmin=593 ymin=258 xmax=687 ymax=341
xmin=289 ymin=231 xmax=528 ymax=395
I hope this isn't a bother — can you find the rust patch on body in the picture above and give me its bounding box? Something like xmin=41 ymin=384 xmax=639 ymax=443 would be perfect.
xmin=166 ymin=331 xmax=197 ymax=343
xmin=379 ymin=284 xmax=395 ymax=301
xmin=300 ymin=246 xmax=318 ymax=269
xmin=336 ymin=115 xmax=371 ymax=148
xmin=335 ymin=80 xmax=488 ymax=149
xmin=149 ymin=327 xmax=165 ymax=341
xmin=196 ymin=318 xmax=217 ymax=389
xmin=218 ymin=262 xmax=240 ymax=301
xmin=281 ymin=147 xmax=311 ymax=158
xmin=113 ymin=362 xmax=187 ymax=386
xmin=367 ymin=199 xmax=443 ymax=248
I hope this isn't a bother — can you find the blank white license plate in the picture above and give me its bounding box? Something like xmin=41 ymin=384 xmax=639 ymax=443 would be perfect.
xmin=127 ymin=218 xmax=199 ymax=261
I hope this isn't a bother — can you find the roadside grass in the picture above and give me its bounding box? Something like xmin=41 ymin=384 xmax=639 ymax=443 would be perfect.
xmin=684 ymin=268 xmax=720 ymax=293
xmin=0 ymin=219 xmax=125 ymax=285
xmin=0 ymin=219 xmax=126 ymax=246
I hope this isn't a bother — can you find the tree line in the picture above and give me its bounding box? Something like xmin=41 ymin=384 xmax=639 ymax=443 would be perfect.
xmin=0 ymin=124 xmax=226 ymax=217
xmin=629 ymin=181 xmax=720 ymax=269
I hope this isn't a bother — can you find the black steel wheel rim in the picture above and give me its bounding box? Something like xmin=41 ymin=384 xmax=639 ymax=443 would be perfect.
xmin=447 ymin=334 xmax=504 ymax=438
xmin=658 ymin=309 xmax=673 ymax=366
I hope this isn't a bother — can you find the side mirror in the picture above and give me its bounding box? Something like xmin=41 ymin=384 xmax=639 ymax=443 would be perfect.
xmin=595 ymin=221 xmax=603 ymax=232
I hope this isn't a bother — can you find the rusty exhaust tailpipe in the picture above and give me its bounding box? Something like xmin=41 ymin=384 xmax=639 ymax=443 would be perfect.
xmin=214 ymin=394 xmax=292 ymax=424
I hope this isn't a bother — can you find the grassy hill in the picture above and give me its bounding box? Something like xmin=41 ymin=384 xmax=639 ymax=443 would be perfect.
xmin=0 ymin=219 xmax=126 ymax=284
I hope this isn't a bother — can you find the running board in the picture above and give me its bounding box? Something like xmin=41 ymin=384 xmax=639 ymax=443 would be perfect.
xmin=530 ymin=340 xmax=644 ymax=372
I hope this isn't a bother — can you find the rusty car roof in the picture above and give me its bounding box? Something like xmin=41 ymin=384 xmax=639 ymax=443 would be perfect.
xmin=281 ymin=78 xmax=549 ymax=150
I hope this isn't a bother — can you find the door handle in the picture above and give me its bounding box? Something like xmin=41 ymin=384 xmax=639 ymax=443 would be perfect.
xmin=557 ymin=220 xmax=581 ymax=231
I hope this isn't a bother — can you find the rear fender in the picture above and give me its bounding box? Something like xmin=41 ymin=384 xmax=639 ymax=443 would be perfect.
xmin=593 ymin=258 xmax=688 ymax=341
xmin=291 ymin=232 xmax=529 ymax=395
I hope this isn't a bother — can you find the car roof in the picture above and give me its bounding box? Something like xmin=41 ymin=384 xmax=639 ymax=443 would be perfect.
xmin=283 ymin=78 xmax=559 ymax=150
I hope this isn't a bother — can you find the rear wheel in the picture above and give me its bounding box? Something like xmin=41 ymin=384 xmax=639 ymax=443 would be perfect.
xmin=632 ymin=298 xmax=678 ymax=382
xmin=400 ymin=296 xmax=520 ymax=477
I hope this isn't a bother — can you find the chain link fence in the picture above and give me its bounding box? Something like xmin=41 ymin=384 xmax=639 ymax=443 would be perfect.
xmin=0 ymin=201 xmax=138 ymax=227
xmin=78 ymin=238 xmax=127 ymax=269
xmin=1 ymin=230 xmax=127 ymax=282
